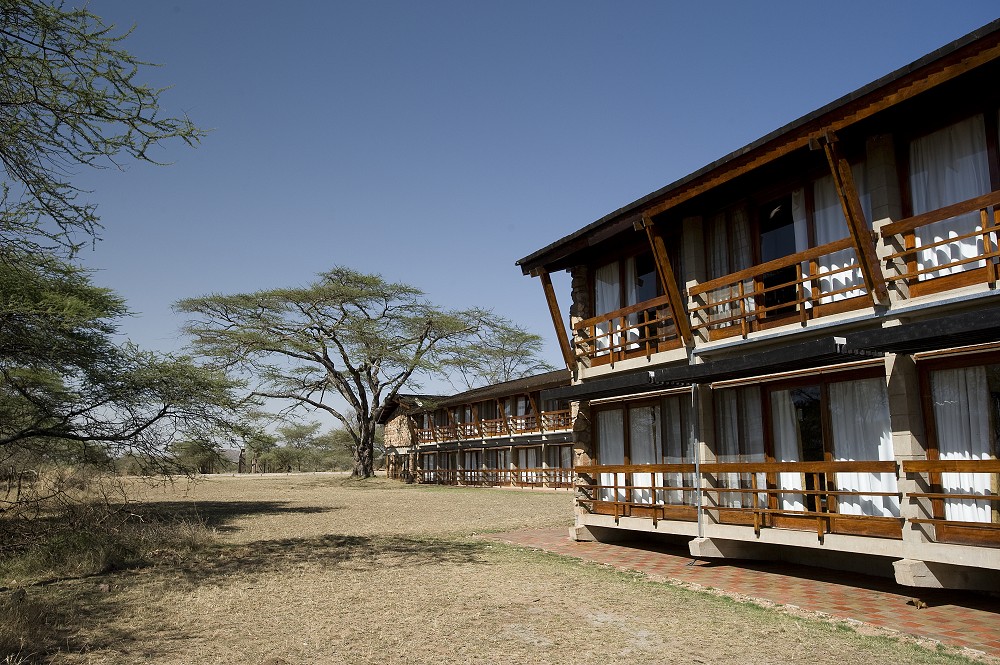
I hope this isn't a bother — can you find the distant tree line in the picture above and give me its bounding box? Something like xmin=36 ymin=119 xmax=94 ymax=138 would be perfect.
xmin=156 ymin=422 xmax=384 ymax=476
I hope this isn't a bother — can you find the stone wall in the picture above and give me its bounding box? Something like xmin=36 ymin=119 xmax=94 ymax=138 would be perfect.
xmin=569 ymin=265 xmax=591 ymax=367
xmin=382 ymin=414 xmax=413 ymax=449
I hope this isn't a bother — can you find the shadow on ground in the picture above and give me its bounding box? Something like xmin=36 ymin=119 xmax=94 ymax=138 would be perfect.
xmin=4 ymin=532 xmax=489 ymax=662
xmin=133 ymin=500 xmax=339 ymax=532
xmin=598 ymin=536 xmax=1000 ymax=615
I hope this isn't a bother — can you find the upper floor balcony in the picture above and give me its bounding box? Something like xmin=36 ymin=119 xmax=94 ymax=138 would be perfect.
xmin=569 ymin=188 xmax=1000 ymax=365
xmin=415 ymin=408 xmax=573 ymax=445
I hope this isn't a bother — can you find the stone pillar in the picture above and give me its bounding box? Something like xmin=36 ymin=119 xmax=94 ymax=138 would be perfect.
xmin=694 ymin=384 xmax=718 ymax=524
xmin=570 ymin=399 xmax=595 ymax=541
xmin=884 ymin=353 xmax=933 ymax=544
xmin=569 ymin=265 xmax=591 ymax=368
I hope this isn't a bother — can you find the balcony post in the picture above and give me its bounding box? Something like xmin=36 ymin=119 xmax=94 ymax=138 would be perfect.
xmin=637 ymin=214 xmax=694 ymax=346
xmin=531 ymin=267 xmax=575 ymax=371
xmin=813 ymin=131 xmax=890 ymax=305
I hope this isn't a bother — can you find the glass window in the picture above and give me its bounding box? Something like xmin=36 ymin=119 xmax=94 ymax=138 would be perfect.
xmin=929 ymin=364 xmax=1000 ymax=523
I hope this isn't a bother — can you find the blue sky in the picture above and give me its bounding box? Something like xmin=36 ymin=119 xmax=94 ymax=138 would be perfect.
xmin=77 ymin=2 xmax=999 ymax=377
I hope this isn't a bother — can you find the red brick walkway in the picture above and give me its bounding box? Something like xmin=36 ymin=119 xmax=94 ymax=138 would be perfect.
xmin=487 ymin=527 xmax=1000 ymax=658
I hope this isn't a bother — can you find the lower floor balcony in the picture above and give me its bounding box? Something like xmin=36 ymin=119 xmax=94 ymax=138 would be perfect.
xmin=415 ymin=466 xmax=574 ymax=489
xmin=578 ymin=459 xmax=999 ymax=547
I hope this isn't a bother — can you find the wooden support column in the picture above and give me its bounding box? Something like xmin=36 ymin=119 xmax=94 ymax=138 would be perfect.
xmin=636 ymin=213 xmax=694 ymax=346
xmin=531 ymin=268 xmax=575 ymax=370
xmin=405 ymin=415 xmax=419 ymax=446
xmin=813 ymin=131 xmax=890 ymax=304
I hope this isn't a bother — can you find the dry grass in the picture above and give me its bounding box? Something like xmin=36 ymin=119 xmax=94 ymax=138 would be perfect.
xmin=0 ymin=473 xmax=988 ymax=664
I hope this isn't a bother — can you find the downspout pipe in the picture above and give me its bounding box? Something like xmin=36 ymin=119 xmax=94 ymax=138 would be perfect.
xmin=691 ymin=382 xmax=703 ymax=539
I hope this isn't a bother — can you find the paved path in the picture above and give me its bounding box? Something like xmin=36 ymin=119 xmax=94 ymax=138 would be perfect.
xmin=487 ymin=527 xmax=1000 ymax=659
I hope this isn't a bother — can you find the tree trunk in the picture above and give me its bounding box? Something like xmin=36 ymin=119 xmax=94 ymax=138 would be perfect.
xmin=352 ymin=429 xmax=375 ymax=478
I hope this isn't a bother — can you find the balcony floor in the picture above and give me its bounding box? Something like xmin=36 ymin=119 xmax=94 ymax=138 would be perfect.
xmin=486 ymin=527 xmax=1000 ymax=659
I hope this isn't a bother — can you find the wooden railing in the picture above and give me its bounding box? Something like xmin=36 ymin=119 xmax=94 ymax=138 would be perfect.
xmin=688 ymin=238 xmax=870 ymax=340
xmin=509 ymin=414 xmax=539 ymax=434
xmin=480 ymin=417 xmax=507 ymax=437
xmin=573 ymin=294 xmax=682 ymax=366
xmin=881 ymin=190 xmax=1000 ymax=293
xmin=577 ymin=461 xmax=901 ymax=540
xmin=541 ymin=409 xmax=572 ymax=430
xmin=414 ymin=411 xmax=573 ymax=444
xmin=512 ymin=466 xmax=574 ymax=488
xmin=415 ymin=466 xmax=572 ymax=489
xmin=901 ymin=459 xmax=1000 ymax=543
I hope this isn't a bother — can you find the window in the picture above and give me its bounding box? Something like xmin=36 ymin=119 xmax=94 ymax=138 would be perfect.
xmin=927 ymin=363 xmax=999 ymax=524
xmin=593 ymin=396 xmax=693 ymax=505
xmin=593 ymin=251 xmax=662 ymax=355
xmin=768 ymin=375 xmax=898 ymax=517
xmin=908 ymin=114 xmax=991 ymax=281
xmin=714 ymin=386 xmax=766 ymax=509
xmin=704 ymin=162 xmax=871 ymax=328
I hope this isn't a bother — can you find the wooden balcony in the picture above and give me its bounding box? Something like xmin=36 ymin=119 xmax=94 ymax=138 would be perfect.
xmin=541 ymin=409 xmax=572 ymax=430
xmin=689 ymin=238 xmax=872 ymax=341
xmin=901 ymin=458 xmax=1000 ymax=547
xmin=512 ymin=466 xmax=574 ymax=489
xmin=509 ymin=413 xmax=539 ymax=434
xmin=415 ymin=466 xmax=572 ymax=489
xmin=577 ymin=461 xmax=903 ymax=540
xmin=574 ymin=294 xmax=682 ymax=366
xmin=881 ymin=190 xmax=1000 ymax=297
xmin=414 ymin=410 xmax=574 ymax=444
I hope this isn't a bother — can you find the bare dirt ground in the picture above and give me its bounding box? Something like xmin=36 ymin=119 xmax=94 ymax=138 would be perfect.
xmin=5 ymin=473 xmax=987 ymax=664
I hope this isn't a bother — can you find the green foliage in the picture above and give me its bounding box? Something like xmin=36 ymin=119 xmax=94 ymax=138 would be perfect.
xmin=0 ymin=0 xmax=206 ymax=255
xmin=0 ymin=256 xmax=255 ymax=484
xmin=0 ymin=2 xmax=255 ymax=530
xmin=178 ymin=267 xmax=547 ymax=478
xmin=171 ymin=440 xmax=234 ymax=475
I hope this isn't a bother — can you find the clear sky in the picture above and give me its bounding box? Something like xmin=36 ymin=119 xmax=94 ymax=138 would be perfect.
xmin=76 ymin=1 xmax=999 ymax=377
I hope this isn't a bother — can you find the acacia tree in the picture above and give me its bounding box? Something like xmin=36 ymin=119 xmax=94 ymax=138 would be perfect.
xmin=276 ymin=421 xmax=321 ymax=472
xmin=445 ymin=319 xmax=555 ymax=390
xmin=177 ymin=267 xmax=550 ymax=478
xmin=0 ymin=0 xmax=204 ymax=255
xmin=1 ymin=250 xmax=256 ymax=518
xmin=0 ymin=2 xmax=250 ymax=519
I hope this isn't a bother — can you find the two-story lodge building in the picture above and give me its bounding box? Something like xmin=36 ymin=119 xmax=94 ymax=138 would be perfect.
xmin=380 ymin=370 xmax=574 ymax=489
xmin=516 ymin=20 xmax=1000 ymax=590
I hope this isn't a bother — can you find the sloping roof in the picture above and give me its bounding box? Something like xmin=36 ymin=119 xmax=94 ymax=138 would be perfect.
xmin=516 ymin=18 xmax=1000 ymax=275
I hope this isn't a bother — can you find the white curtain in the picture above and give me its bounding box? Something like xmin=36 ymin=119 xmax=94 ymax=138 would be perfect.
xmin=931 ymin=366 xmax=994 ymax=522
xmin=598 ymin=409 xmax=626 ymax=502
xmin=594 ymin=262 xmax=621 ymax=355
xmin=790 ymin=188 xmax=812 ymax=309
xmin=715 ymin=387 xmax=765 ymax=508
xmin=526 ymin=447 xmax=538 ymax=483
xmin=829 ymin=378 xmax=899 ymax=518
xmin=423 ymin=453 xmax=436 ymax=482
xmin=561 ymin=445 xmax=573 ymax=468
xmin=910 ymin=114 xmax=990 ymax=280
xmin=629 ymin=405 xmax=660 ymax=505
xmin=624 ymin=257 xmax=640 ymax=350
xmin=771 ymin=390 xmax=806 ymax=512
xmin=814 ymin=163 xmax=870 ymax=303
xmin=707 ymin=208 xmax=754 ymax=326
xmin=661 ymin=396 xmax=688 ymax=505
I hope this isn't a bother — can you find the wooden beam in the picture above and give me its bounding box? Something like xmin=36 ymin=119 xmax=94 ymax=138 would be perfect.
xmin=533 ymin=268 xmax=576 ymax=370
xmin=818 ymin=133 xmax=890 ymax=304
xmin=405 ymin=415 xmax=419 ymax=447
xmin=639 ymin=214 xmax=694 ymax=346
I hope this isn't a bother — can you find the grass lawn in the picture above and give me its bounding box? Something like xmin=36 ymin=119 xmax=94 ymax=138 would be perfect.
xmin=0 ymin=474 xmax=988 ymax=664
